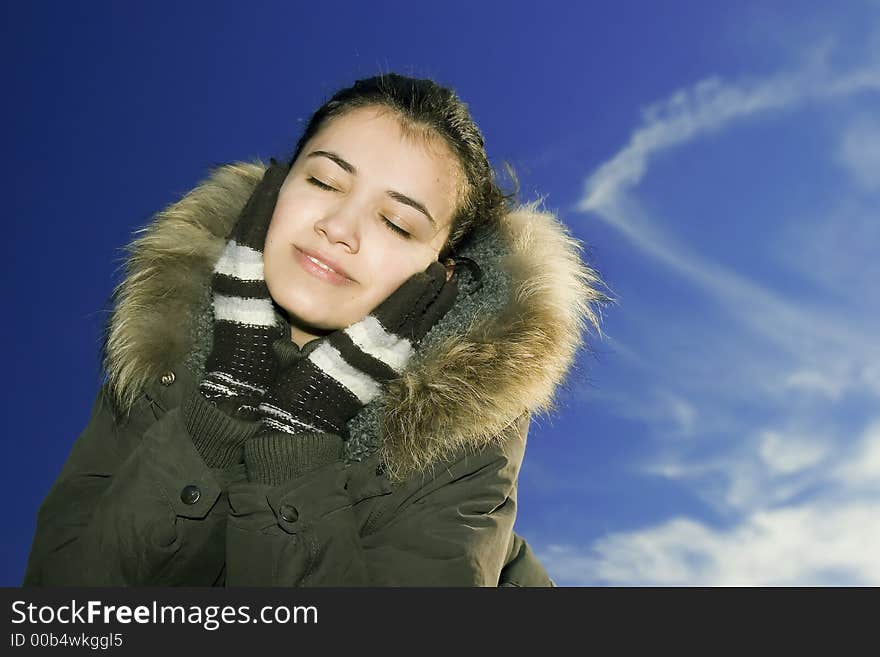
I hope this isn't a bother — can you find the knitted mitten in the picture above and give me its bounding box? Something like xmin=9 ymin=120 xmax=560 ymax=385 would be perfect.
xmin=244 ymin=260 xmax=459 ymax=484
xmin=183 ymin=159 xmax=290 ymax=468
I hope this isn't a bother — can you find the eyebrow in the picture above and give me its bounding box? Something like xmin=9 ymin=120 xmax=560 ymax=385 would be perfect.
xmin=306 ymin=150 xmax=437 ymax=228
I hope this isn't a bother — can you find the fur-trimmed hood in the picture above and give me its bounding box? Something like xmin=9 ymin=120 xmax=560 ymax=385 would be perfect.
xmin=100 ymin=160 xmax=613 ymax=482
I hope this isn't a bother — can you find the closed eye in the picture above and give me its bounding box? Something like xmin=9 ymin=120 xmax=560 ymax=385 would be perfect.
xmin=307 ymin=177 xmax=412 ymax=240
xmin=381 ymin=216 xmax=412 ymax=239
xmin=307 ymin=176 xmax=337 ymax=192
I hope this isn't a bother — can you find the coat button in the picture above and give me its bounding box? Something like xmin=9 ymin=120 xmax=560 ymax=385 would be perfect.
xmin=180 ymin=484 xmax=201 ymax=505
xmin=279 ymin=504 xmax=299 ymax=523
xmin=160 ymin=371 xmax=176 ymax=386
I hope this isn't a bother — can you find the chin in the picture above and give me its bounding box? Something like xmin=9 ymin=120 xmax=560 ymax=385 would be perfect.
xmin=280 ymin=300 xmax=340 ymax=333
xmin=271 ymin=281 xmax=367 ymax=331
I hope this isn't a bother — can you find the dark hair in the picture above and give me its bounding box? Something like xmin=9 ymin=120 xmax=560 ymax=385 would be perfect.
xmin=285 ymin=72 xmax=519 ymax=262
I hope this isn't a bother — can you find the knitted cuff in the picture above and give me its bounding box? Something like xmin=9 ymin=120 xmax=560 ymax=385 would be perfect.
xmin=259 ymin=338 xmax=361 ymax=438
xmin=243 ymin=431 xmax=344 ymax=486
xmin=183 ymin=390 xmax=264 ymax=469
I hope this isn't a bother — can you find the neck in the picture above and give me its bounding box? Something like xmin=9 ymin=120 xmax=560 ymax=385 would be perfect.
xmin=289 ymin=319 xmax=330 ymax=351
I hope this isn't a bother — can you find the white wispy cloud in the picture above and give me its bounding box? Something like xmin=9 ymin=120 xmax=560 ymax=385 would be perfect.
xmin=640 ymin=421 xmax=838 ymax=515
xmin=541 ymin=500 xmax=880 ymax=586
xmin=572 ymin=36 xmax=880 ymax=413
xmin=831 ymin=418 xmax=880 ymax=490
xmin=538 ymin=416 xmax=880 ymax=585
xmin=757 ymin=428 xmax=830 ymax=475
xmin=835 ymin=116 xmax=880 ymax=190
xmin=577 ymin=43 xmax=880 ymax=217
xmin=553 ymin=24 xmax=880 ymax=584
xmin=572 ymin=43 xmax=880 ymax=369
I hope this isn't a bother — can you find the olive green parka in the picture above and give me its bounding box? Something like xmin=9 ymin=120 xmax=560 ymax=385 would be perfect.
xmin=23 ymin=160 xmax=608 ymax=587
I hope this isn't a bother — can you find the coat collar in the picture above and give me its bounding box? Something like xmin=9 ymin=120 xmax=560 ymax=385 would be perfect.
xmin=100 ymin=160 xmax=612 ymax=482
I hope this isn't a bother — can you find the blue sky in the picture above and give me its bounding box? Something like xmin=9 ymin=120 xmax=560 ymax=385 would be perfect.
xmin=4 ymin=1 xmax=879 ymax=585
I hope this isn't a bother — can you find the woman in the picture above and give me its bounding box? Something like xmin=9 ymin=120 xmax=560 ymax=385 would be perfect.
xmin=23 ymin=73 xmax=612 ymax=586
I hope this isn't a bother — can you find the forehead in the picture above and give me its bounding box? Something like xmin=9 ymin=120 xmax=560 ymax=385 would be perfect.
xmin=313 ymin=106 xmax=439 ymax=152
xmin=302 ymin=107 xmax=462 ymax=225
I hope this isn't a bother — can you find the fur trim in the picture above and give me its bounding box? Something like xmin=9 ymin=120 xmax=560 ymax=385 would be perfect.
xmin=102 ymin=162 xmax=264 ymax=415
xmin=376 ymin=203 xmax=612 ymax=481
xmin=101 ymin=161 xmax=614 ymax=482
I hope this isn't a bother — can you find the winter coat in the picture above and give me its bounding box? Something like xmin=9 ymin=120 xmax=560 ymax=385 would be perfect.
xmin=23 ymin=160 xmax=608 ymax=587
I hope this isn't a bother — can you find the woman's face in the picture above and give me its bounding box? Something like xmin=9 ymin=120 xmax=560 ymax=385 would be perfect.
xmin=264 ymin=105 xmax=461 ymax=347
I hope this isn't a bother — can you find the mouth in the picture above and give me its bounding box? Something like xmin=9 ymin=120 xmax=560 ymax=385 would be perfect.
xmin=293 ymin=246 xmax=354 ymax=286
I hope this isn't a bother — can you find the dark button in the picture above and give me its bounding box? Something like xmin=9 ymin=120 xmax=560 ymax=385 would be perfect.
xmin=160 ymin=370 xmax=176 ymax=386
xmin=180 ymin=484 xmax=201 ymax=505
xmin=235 ymin=405 xmax=250 ymax=418
xmin=279 ymin=504 xmax=299 ymax=523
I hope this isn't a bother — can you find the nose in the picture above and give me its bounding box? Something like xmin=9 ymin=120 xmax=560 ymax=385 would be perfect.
xmin=314 ymin=203 xmax=361 ymax=252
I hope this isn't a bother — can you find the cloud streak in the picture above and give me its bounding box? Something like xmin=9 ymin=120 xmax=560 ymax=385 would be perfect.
xmin=539 ymin=416 xmax=880 ymax=585
xmin=577 ymin=44 xmax=880 ymax=217
xmin=542 ymin=500 xmax=880 ymax=586
xmin=555 ymin=26 xmax=880 ymax=585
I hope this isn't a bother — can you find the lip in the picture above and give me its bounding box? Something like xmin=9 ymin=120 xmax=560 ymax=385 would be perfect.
xmin=293 ymin=246 xmax=354 ymax=285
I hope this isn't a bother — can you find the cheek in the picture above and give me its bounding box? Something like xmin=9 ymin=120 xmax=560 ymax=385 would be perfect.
xmin=265 ymin=197 xmax=299 ymax=244
xmin=362 ymin=251 xmax=436 ymax=305
xmin=264 ymin=219 xmax=281 ymax=252
xmin=263 ymin=222 xmax=288 ymax=284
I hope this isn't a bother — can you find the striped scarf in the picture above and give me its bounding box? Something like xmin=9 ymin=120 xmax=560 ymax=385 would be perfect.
xmin=199 ymin=162 xmax=289 ymax=412
xmin=253 ymin=260 xmax=456 ymax=440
